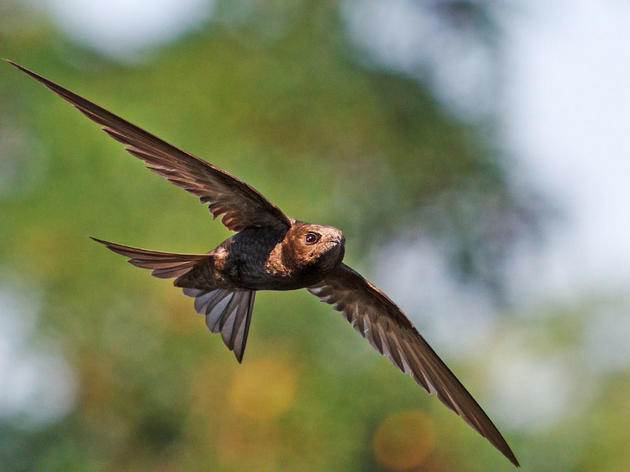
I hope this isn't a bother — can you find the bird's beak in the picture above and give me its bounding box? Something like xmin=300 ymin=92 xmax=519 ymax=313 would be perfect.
xmin=331 ymin=236 xmax=345 ymax=245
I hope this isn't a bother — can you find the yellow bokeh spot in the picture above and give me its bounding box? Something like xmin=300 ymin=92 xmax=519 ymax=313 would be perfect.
xmin=228 ymin=357 xmax=297 ymax=420
xmin=189 ymin=359 xmax=233 ymax=419
xmin=216 ymin=420 xmax=281 ymax=469
xmin=373 ymin=410 xmax=436 ymax=471
xmin=163 ymin=288 xmax=198 ymax=333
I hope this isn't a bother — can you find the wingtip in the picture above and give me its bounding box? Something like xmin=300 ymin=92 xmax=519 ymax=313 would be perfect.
xmin=502 ymin=447 xmax=520 ymax=468
xmin=4 ymin=59 xmax=54 ymax=85
xmin=491 ymin=429 xmax=519 ymax=467
xmin=89 ymin=236 xmax=109 ymax=246
xmin=4 ymin=59 xmax=27 ymax=72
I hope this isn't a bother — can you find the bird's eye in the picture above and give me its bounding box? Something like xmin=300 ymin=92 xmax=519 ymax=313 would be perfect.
xmin=305 ymin=232 xmax=321 ymax=245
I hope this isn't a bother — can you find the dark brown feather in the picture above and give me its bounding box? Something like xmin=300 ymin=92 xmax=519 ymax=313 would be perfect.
xmin=90 ymin=237 xmax=211 ymax=280
xmin=5 ymin=60 xmax=291 ymax=234
xmin=308 ymin=263 xmax=519 ymax=467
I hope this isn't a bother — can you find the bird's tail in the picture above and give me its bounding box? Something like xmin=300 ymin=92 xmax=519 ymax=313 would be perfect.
xmin=92 ymin=237 xmax=256 ymax=362
xmin=182 ymin=287 xmax=256 ymax=362
xmin=91 ymin=237 xmax=212 ymax=281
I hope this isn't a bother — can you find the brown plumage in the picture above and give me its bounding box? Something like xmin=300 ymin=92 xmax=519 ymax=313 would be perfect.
xmin=6 ymin=59 xmax=519 ymax=467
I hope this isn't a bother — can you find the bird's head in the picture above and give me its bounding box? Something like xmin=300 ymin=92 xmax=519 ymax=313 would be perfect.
xmin=285 ymin=221 xmax=345 ymax=272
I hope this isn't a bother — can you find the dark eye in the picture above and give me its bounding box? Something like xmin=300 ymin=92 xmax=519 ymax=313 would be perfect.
xmin=305 ymin=232 xmax=321 ymax=245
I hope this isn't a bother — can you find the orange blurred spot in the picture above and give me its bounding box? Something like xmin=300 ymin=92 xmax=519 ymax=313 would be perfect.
xmin=163 ymin=288 xmax=198 ymax=333
xmin=228 ymin=358 xmax=296 ymax=420
xmin=216 ymin=419 xmax=281 ymax=468
xmin=76 ymin=351 xmax=117 ymax=413
xmin=189 ymin=359 xmax=233 ymax=419
xmin=373 ymin=410 xmax=435 ymax=471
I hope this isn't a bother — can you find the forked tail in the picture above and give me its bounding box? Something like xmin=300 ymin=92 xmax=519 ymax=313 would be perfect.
xmin=91 ymin=237 xmax=211 ymax=280
xmin=92 ymin=237 xmax=256 ymax=362
xmin=182 ymin=288 xmax=256 ymax=362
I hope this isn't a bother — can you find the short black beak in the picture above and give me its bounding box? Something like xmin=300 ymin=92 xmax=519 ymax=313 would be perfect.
xmin=331 ymin=236 xmax=345 ymax=245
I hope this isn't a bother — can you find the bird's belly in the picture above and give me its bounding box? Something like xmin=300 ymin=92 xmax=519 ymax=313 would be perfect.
xmin=231 ymin=263 xmax=328 ymax=291
xmin=238 ymin=271 xmax=323 ymax=291
xmin=221 ymin=241 xmax=336 ymax=291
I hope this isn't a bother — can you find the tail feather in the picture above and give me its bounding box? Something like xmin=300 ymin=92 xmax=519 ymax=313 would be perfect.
xmin=93 ymin=237 xmax=256 ymax=362
xmin=91 ymin=237 xmax=211 ymax=280
xmin=184 ymin=288 xmax=256 ymax=362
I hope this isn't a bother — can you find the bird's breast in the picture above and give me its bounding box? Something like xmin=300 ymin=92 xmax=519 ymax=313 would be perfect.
xmin=216 ymin=226 xmax=342 ymax=291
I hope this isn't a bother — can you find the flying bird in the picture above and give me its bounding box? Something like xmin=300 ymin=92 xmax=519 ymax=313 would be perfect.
xmin=6 ymin=59 xmax=519 ymax=467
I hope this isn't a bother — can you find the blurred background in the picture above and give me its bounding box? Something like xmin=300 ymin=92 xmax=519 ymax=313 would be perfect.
xmin=1 ymin=0 xmax=629 ymax=470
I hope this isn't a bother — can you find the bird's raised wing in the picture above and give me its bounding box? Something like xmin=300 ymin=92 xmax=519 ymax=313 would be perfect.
xmin=6 ymin=60 xmax=291 ymax=234
xmin=308 ymin=263 xmax=519 ymax=467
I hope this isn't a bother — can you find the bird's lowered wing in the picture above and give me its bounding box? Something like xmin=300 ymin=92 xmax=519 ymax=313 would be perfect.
xmin=308 ymin=263 xmax=519 ymax=467
xmin=6 ymin=60 xmax=291 ymax=234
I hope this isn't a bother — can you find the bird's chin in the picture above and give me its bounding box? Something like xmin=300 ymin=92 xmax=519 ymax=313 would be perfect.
xmin=318 ymin=243 xmax=345 ymax=272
